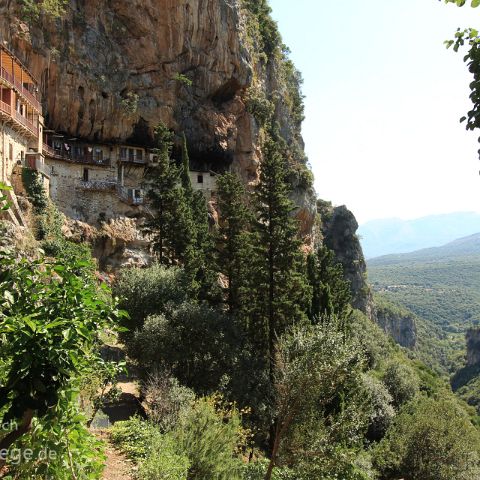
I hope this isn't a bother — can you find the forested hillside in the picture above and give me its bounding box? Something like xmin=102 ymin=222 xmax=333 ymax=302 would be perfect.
xmin=368 ymin=233 xmax=480 ymax=373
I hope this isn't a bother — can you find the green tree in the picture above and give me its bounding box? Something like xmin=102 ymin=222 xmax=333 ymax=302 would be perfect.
xmin=443 ymin=0 xmax=480 ymax=158
xmin=307 ymin=245 xmax=352 ymax=323
xmin=265 ymin=321 xmax=369 ymax=480
xmin=216 ymin=172 xmax=254 ymax=314
xmin=143 ymin=125 xmax=196 ymax=268
xmin=250 ymin=137 xmax=310 ymax=379
xmin=178 ymin=133 xmax=218 ymax=301
xmin=114 ymin=264 xmax=188 ymax=336
xmin=374 ymin=395 xmax=480 ymax=480
xmin=382 ymin=361 xmax=420 ymax=409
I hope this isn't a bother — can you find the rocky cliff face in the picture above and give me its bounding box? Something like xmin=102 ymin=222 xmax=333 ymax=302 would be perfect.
xmin=467 ymin=328 xmax=480 ymax=367
xmin=375 ymin=301 xmax=417 ymax=349
xmin=1 ymin=0 xmax=316 ymax=241
xmin=320 ymin=203 xmax=376 ymax=320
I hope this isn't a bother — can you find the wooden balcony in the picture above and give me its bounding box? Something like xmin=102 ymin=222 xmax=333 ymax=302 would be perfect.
xmin=0 ymin=45 xmax=42 ymax=113
xmin=0 ymin=99 xmax=39 ymax=139
xmin=43 ymin=143 xmax=111 ymax=167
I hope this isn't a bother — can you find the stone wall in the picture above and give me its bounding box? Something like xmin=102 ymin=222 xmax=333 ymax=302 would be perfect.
xmin=46 ymin=156 xmax=145 ymax=224
xmin=0 ymin=122 xmax=30 ymax=183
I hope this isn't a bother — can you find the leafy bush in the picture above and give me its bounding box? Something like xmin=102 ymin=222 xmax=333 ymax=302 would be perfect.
xmin=175 ymin=396 xmax=246 ymax=480
xmin=110 ymin=417 xmax=161 ymax=462
xmin=22 ymin=168 xmax=48 ymax=213
xmin=0 ymin=250 xmax=122 ymax=478
xmin=142 ymin=371 xmax=195 ymax=431
xmin=374 ymin=396 xmax=480 ymax=480
xmin=113 ymin=264 xmax=189 ymax=337
xmin=382 ymin=361 xmax=419 ymax=408
xmin=137 ymin=433 xmax=190 ymax=480
xmin=245 ymin=87 xmax=274 ymax=126
xmin=21 ymin=0 xmax=68 ymax=22
xmin=361 ymin=373 xmax=395 ymax=441
xmin=130 ymin=302 xmax=239 ymax=393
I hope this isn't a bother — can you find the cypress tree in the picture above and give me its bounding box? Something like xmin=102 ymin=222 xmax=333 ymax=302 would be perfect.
xmin=216 ymin=172 xmax=253 ymax=314
xmin=251 ymin=137 xmax=311 ymax=379
xmin=307 ymin=246 xmax=352 ymax=324
xmin=143 ymin=124 xmax=196 ymax=267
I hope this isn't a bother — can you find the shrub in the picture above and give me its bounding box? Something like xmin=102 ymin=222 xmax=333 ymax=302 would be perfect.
xmin=361 ymin=373 xmax=395 ymax=441
xmin=382 ymin=361 xmax=419 ymax=408
xmin=175 ymin=396 xmax=246 ymax=480
xmin=142 ymin=371 xmax=195 ymax=431
xmin=137 ymin=434 xmax=190 ymax=480
xmin=22 ymin=168 xmax=48 ymax=213
xmin=110 ymin=416 xmax=161 ymax=462
xmin=113 ymin=264 xmax=188 ymax=336
xmin=374 ymin=396 xmax=480 ymax=480
xmin=130 ymin=302 xmax=239 ymax=393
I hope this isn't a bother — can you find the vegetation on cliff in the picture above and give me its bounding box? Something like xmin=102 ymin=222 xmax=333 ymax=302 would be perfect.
xmin=1 ymin=2 xmax=480 ymax=480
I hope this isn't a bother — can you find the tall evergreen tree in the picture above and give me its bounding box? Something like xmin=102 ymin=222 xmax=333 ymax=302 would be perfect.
xmin=178 ymin=133 xmax=218 ymax=301
xmin=143 ymin=125 xmax=196 ymax=267
xmin=180 ymin=132 xmax=193 ymax=197
xmin=307 ymin=245 xmax=352 ymax=323
xmin=250 ymin=137 xmax=311 ymax=380
xmin=216 ymin=172 xmax=253 ymax=314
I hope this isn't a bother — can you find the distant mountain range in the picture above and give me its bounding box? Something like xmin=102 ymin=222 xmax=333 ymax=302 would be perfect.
xmin=367 ymin=231 xmax=480 ymax=375
xmin=369 ymin=232 xmax=480 ymax=266
xmin=359 ymin=212 xmax=480 ymax=258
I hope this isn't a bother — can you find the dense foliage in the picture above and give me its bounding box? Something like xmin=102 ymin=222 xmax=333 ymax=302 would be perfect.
xmin=0 ymin=248 xmax=123 ymax=478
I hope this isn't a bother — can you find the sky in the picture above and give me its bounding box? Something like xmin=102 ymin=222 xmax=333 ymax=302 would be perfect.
xmin=269 ymin=0 xmax=480 ymax=224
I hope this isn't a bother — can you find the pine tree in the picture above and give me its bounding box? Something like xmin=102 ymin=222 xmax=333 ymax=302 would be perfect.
xmin=216 ymin=172 xmax=253 ymax=314
xmin=143 ymin=125 xmax=196 ymax=267
xmin=307 ymin=246 xmax=352 ymax=323
xmin=251 ymin=137 xmax=311 ymax=379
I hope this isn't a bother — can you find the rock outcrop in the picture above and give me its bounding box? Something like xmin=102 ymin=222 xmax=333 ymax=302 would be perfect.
xmin=375 ymin=300 xmax=417 ymax=349
xmin=321 ymin=203 xmax=376 ymax=320
xmin=467 ymin=328 xmax=480 ymax=367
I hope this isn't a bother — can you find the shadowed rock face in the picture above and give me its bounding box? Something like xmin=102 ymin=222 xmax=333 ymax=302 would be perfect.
xmin=467 ymin=328 xmax=480 ymax=367
xmin=322 ymin=205 xmax=376 ymax=320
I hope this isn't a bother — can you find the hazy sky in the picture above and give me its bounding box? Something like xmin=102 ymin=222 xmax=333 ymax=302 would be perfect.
xmin=269 ymin=0 xmax=480 ymax=224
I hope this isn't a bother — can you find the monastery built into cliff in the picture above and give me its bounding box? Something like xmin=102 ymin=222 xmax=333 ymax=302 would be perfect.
xmin=0 ymin=44 xmax=217 ymax=226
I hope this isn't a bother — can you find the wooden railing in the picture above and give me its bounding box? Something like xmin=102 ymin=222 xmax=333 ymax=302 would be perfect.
xmin=42 ymin=144 xmax=111 ymax=166
xmin=14 ymin=111 xmax=38 ymax=137
xmin=0 ymin=98 xmax=38 ymax=138
xmin=0 ymin=66 xmax=41 ymax=112
xmin=0 ymin=100 xmax=10 ymax=115
xmin=119 ymin=154 xmax=146 ymax=164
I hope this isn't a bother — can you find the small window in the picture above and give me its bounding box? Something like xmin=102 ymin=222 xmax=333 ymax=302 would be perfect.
xmin=129 ymin=148 xmax=135 ymax=161
xmin=120 ymin=147 xmax=127 ymax=160
xmin=137 ymin=149 xmax=143 ymax=161
xmin=83 ymin=168 xmax=89 ymax=182
xmin=197 ymin=175 xmax=203 ymax=184
xmin=134 ymin=189 xmax=142 ymax=199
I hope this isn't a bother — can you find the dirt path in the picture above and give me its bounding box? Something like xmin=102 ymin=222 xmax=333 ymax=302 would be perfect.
xmin=95 ymin=430 xmax=135 ymax=480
